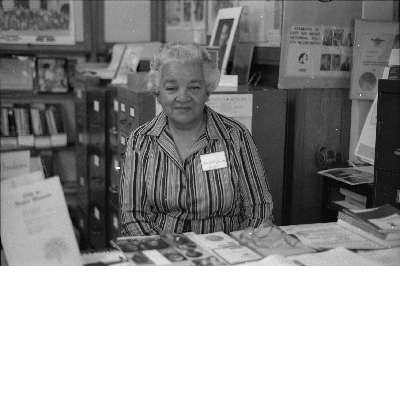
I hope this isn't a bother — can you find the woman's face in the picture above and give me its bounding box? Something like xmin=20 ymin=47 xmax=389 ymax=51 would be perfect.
xmin=158 ymin=61 xmax=208 ymax=129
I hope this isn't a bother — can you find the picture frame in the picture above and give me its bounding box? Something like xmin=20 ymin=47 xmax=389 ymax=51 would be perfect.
xmin=112 ymin=45 xmax=143 ymax=85
xmin=37 ymin=58 xmax=69 ymax=93
xmin=0 ymin=0 xmax=75 ymax=45
xmin=205 ymin=46 xmax=220 ymax=71
xmin=0 ymin=56 xmax=36 ymax=91
xmin=209 ymin=7 xmax=243 ymax=74
xmin=232 ymin=43 xmax=255 ymax=85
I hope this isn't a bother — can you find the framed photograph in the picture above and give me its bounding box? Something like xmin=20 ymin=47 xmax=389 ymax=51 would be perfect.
xmin=37 ymin=58 xmax=69 ymax=93
xmin=0 ymin=0 xmax=75 ymax=45
xmin=209 ymin=7 xmax=243 ymax=74
xmin=232 ymin=43 xmax=254 ymax=85
xmin=0 ymin=56 xmax=36 ymax=91
xmin=112 ymin=45 xmax=143 ymax=85
xmin=205 ymin=46 xmax=220 ymax=70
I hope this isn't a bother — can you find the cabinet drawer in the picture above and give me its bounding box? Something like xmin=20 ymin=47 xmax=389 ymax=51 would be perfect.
xmin=88 ymin=151 xmax=106 ymax=179
xmin=108 ymin=150 xmax=120 ymax=207
xmin=376 ymin=86 xmax=400 ymax=174
xmin=89 ymin=202 xmax=107 ymax=249
xmin=108 ymin=201 xmax=120 ymax=243
xmin=76 ymin=206 xmax=90 ymax=245
xmin=374 ymin=168 xmax=400 ymax=210
xmin=87 ymin=90 xmax=106 ymax=124
xmin=89 ymin=176 xmax=107 ymax=209
xmin=118 ymin=131 xmax=130 ymax=156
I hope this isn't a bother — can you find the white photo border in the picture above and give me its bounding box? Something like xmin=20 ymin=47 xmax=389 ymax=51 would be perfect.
xmin=209 ymin=7 xmax=243 ymax=75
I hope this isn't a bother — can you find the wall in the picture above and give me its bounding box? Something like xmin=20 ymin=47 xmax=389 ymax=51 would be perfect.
xmin=103 ymin=0 xmax=151 ymax=43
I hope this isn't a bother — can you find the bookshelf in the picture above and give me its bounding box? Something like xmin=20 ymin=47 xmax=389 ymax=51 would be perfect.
xmin=0 ymin=91 xmax=78 ymax=208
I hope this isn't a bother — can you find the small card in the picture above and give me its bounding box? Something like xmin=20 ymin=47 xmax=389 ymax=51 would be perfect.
xmin=200 ymin=151 xmax=227 ymax=171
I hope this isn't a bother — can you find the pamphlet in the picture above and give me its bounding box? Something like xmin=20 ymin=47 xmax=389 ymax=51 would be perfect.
xmin=1 ymin=176 xmax=82 ymax=265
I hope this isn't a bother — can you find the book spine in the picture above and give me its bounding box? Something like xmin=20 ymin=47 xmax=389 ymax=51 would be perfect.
xmin=0 ymin=107 xmax=10 ymax=136
xmin=45 ymin=108 xmax=55 ymax=135
xmin=7 ymin=108 xmax=17 ymax=137
xmin=337 ymin=219 xmax=400 ymax=248
xmin=340 ymin=187 xmax=367 ymax=204
xmin=15 ymin=108 xmax=23 ymax=136
xmin=30 ymin=108 xmax=42 ymax=136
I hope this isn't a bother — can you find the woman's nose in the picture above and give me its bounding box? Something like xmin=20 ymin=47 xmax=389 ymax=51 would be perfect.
xmin=176 ymin=88 xmax=190 ymax=101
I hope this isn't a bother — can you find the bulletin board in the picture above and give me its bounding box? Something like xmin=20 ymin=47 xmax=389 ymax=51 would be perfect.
xmin=278 ymin=0 xmax=362 ymax=89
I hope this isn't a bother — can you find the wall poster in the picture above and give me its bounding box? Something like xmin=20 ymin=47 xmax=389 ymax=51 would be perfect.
xmin=0 ymin=0 xmax=75 ymax=45
xmin=350 ymin=19 xmax=398 ymax=101
xmin=278 ymin=24 xmax=354 ymax=89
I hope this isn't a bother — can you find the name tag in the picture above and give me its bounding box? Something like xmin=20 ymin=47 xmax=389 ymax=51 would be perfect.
xmin=200 ymin=151 xmax=227 ymax=171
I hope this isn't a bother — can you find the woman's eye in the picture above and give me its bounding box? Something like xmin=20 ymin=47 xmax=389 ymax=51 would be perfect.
xmin=166 ymin=87 xmax=176 ymax=92
xmin=190 ymin=86 xmax=201 ymax=91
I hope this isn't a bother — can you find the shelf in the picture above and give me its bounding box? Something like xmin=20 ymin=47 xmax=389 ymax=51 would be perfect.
xmin=0 ymin=92 xmax=75 ymax=102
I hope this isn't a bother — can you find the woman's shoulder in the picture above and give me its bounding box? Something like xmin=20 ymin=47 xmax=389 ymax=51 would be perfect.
xmin=128 ymin=112 xmax=165 ymax=142
xmin=208 ymin=107 xmax=247 ymax=132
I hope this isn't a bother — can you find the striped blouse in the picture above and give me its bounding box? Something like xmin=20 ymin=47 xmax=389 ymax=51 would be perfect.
xmin=120 ymin=105 xmax=273 ymax=236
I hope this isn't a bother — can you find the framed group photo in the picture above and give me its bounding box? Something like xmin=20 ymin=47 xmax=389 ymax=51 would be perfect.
xmin=37 ymin=58 xmax=69 ymax=93
xmin=209 ymin=7 xmax=243 ymax=74
xmin=0 ymin=0 xmax=75 ymax=45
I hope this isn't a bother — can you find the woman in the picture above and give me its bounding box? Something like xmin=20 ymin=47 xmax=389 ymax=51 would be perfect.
xmin=120 ymin=42 xmax=273 ymax=236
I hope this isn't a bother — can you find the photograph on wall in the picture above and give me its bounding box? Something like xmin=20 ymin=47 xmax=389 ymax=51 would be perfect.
xmin=209 ymin=7 xmax=243 ymax=74
xmin=206 ymin=0 xmax=238 ymax=37
xmin=112 ymin=45 xmax=143 ymax=85
xmin=350 ymin=19 xmax=398 ymax=100
xmin=205 ymin=46 xmax=220 ymax=70
xmin=166 ymin=0 xmax=207 ymax=44
xmin=37 ymin=58 xmax=69 ymax=93
xmin=237 ymin=0 xmax=282 ymax=47
xmin=0 ymin=0 xmax=75 ymax=45
xmin=285 ymin=25 xmax=353 ymax=80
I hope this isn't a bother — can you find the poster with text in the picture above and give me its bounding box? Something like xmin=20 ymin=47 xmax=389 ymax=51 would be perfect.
xmin=286 ymin=25 xmax=353 ymax=78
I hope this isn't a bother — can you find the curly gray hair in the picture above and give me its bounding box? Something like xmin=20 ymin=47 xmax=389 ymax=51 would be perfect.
xmin=146 ymin=42 xmax=221 ymax=96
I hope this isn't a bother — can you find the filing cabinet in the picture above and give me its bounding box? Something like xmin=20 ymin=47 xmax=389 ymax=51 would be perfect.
xmin=74 ymin=77 xmax=118 ymax=249
xmin=375 ymin=79 xmax=400 ymax=210
xmin=110 ymin=85 xmax=156 ymax=240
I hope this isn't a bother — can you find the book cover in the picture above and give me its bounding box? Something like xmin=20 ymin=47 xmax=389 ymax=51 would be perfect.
xmin=111 ymin=233 xmax=225 ymax=265
xmin=0 ymin=176 xmax=82 ymax=265
xmin=341 ymin=204 xmax=400 ymax=240
xmin=81 ymin=249 xmax=131 ymax=266
xmin=184 ymin=231 xmax=262 ymax=264
xmin=337 ymin=218 xmax=400 ymax=248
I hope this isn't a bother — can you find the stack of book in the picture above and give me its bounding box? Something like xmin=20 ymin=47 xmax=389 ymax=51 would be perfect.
xmin=337 ymin=204 xmax=400 ymax=248
xmin=339 ymin=187 xmax=368 ymax=209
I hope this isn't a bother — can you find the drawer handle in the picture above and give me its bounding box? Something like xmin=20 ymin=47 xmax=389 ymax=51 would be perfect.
xmin=120 ymin=119 xmax=127 ymax=125
xmin=394 ymin=149 xmax=400 ymax=156
xmin=109 ymin=127 xmax=118 ymax=135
